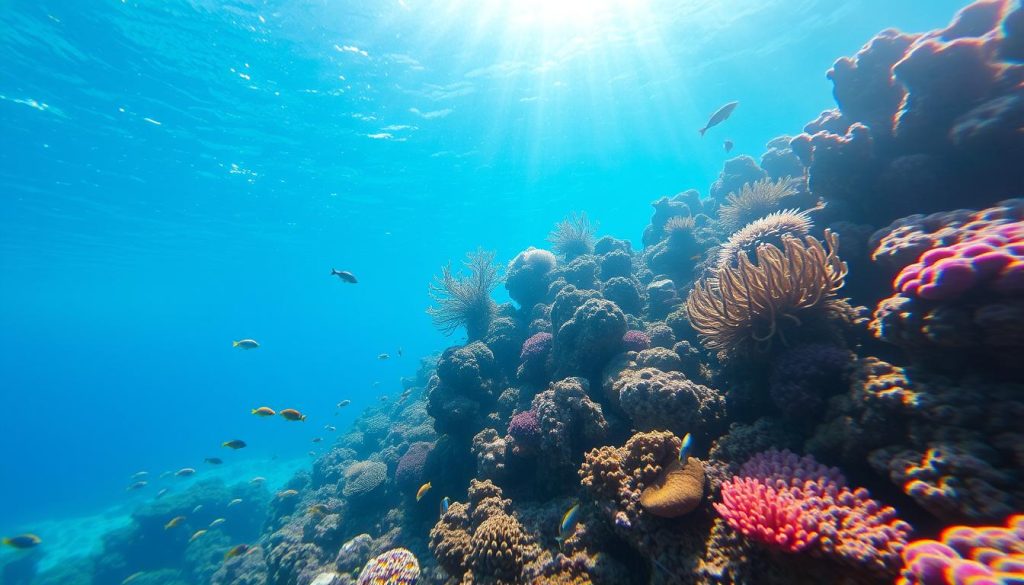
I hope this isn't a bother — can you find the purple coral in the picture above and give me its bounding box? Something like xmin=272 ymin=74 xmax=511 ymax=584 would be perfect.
xmin=622 ymin=330 xmax=651 ymax=352
xmin=506 ymin=409 xmax=540 ymax=455
xmin=395 ymin=442 xmax=433 ymax=491
xmin=895 ymin=222 xmax=1024 ymax=300
xmin=898 ymin=514 xmax=1024 ymax=585
xmin=520 ymin=332 xmax=553 ymax=362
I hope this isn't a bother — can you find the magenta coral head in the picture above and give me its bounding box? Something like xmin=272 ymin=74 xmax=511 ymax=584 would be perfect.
xmin=520 ymin=332 xmax=553 ymax=361
xmin=622 ymin=330 xmax=651 ymax=352
xmin=507 ymin=409 xmax=540 ymax=454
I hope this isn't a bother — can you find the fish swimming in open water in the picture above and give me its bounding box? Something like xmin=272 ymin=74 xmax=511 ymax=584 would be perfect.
xmin=164 ymin=516 xmax=186 ymax=530
xmin=724 ymin=139 xmax=734 ymax=153
xmin=222 ymin=440 xmax=247 ymax=449
xmin=440 ymin=496 xmax=450 ymax=515
xmin=377 ymin=353 xmax=390 ymax=360
xmin=127 ymin=481 xmax=148 ymax=491
xmin=279 ymin=408 xmax=306 ymax=422
xmin=205 ymin=457 xmax=223 ymax=465
xmin=416 ymin=482 xmax=432 ymax=501
xmin=1 ymin=534 xmax=41 ymax=549
xmin=336 ymin=400 xmax=351 ymax=408
xmin=251 ymin=406 xmax=275 ymax=417
xmin=330 ymin=268 xmax=357 ymax=283
xmin=210 ymin=518 xmax=226 ymax=528
xmin=190 ymin=529 xmax=207 ymax=543
xmin=232 ymin=339 xmax=259 ymax=349
xmin=228 ymin=498 xmax=243 ymax=507
xmin=175 ymin=468 xmax=196 ymax=477
xmin=224 ymin=543 xmax=249 ymax=560
xmin=699 ymin=101 xmax=738 ymax=136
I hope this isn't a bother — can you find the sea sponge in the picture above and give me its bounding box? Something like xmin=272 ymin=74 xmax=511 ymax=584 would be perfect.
xmin=427 ymin=249 xmax=500 ymax=340
xmin=687 ymin=230 xmax=861 ymax=360
xmin=897 ymin=514 xmax=1024 ymax=585
xmin=715 ymin=449 xmax=911 ymax=575
xmin=639 ymin=457 xmax=705 ymax=518
xmin=717 ymin=177 xmax=801 ymax=232
xmin=505 ymin=247 xmax=557 ymax=309
xmin=356 ymin=548 xmax=420 ymax=585
xmin=614 ymin=367 xmax=726 ymax=440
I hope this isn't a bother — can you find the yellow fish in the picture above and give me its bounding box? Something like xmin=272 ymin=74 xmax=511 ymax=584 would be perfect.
xmin=164 ymin=516 xmax=186 ymax=530
xmin=251 ymin=407 xmax=275 ymax=417
xmin=416 ymin=482 xmax=432 ymax=502
xmin=189 ymin=529 xmax=207 ymax=543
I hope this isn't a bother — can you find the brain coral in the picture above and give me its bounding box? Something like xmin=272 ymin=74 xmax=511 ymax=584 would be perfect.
xmin=614 ymin=367 xmax=726 ymax=440
xmin=342 ymin=461 xmax=387 ymax=499
xmin=715 ymin=449 xmax=911 ymax=575
xmin=356 ymin=548 xmax=420 ymax=585
xmin=897 ymin=514 xmax=1024 ymax=585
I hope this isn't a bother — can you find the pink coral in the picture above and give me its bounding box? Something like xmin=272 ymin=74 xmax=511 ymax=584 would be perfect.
xmin=894 ymin=222 xmax=1024 ymax=300
xmin=356 ymin=548 xmax=420 ymax=585
xmin=715 ymin=449 xmax=911 ymax=574
xmin=897 ymin=514 xmax=1024 ymax=585
xmin=622 ymin=330 xmax=651 ymax=352
xmin=506 ymin=409 xmax=540 ymax=456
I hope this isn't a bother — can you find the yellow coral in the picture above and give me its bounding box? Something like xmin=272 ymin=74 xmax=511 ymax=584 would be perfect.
xmin=639 ymin=457 xmax=705 ymax=517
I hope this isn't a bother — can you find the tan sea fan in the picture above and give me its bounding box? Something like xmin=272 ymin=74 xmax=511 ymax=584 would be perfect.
xmin=427 ymin=249 xmax=500 ymax=340
xmin=686 ymin=229 xmax=858 ymax=359
xmin=718 ymin=177 xmax=800 ymax=232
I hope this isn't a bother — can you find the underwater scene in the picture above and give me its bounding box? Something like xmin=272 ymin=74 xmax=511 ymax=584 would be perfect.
xmin=2 ymin=0 xmax=1024 ymax=584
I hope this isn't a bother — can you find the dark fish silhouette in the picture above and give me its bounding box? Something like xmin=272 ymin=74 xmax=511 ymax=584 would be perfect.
xmin=724 ymin=140 xmax=734 ymax=153
xmin=699 ymin=101 xmax=738 ymax=136
xmin=331 ymin=269 xmax=357 ymax=283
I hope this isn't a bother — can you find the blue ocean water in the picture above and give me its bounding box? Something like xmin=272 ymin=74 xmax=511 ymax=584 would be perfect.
xmin=0 ymin=0 xmax=971 ymax=576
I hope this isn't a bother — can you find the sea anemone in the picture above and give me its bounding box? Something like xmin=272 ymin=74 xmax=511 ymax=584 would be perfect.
xmin=687 ymin=230 xmax=859 ymax=359
xmin=427 ymin=249 xmax=500 ymax=341
xmin=718 ymin=177 xmax=800 ymax=232
xmin=716 ymin=208 xmax=814 ymax=267
xmin=548 ymin=212 xmax=596 ymax=259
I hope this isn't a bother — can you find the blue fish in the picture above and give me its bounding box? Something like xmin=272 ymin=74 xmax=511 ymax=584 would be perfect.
xmin=678 ymin=433 xmax=693 ymax=463
xmin=2 ymin=534 xmax=41 ymax=549
xmin=440 ymin=497 xmax=450 ymax=516
xmin=559 ymin=503 xmax=581 ymax=541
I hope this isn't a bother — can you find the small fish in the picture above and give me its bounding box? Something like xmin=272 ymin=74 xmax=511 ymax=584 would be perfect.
xmin=330 ymin=268 xmax=358 ymax=283
xmin=205 ymin=457 xmax=223 ymax=465
xmin=131 ymin=471 xmax=149 ymax=480
xmin=698 ymin=100 xmax=738 ymax=137
xmin=397 ymin=347 xmax=403 ymax=357
xmin=1 ymin=534 xmax=41 ymax=549
xmin=228 ymin=498 xmax=243 ymax=507
xmin=122 ymin=572 xmax=145 ymax=584
xmin=159 ymin=471 xmax=173 ymax=479
xmin=189 ymin=529 xmax=207 ymax=543
xmin=307 ymin=450 xmax=316 ymax=457
xmin=251 ymin=406 xmax=275 ymax=417
xmin=127 ymin=481 xmax=148 ymax=491
xmin=440 ymin=496 xmax=450 ymax=516
xmin=377 ymin=353 xmax=390 ymax=360
xmin=336 ymin=400 xmax=351 ymax=409
xmin=559 ymin=503 xmax=581 ymax=542
xmin=678 ymin=432 xmax=694 ymax=463
xmin=224 ymin=543 xmax=249 ymax=560
xmin=210 ymin=518 xmax=227 ymax=528
xmin=277 ymin=489 xmax=299 ymax=499
xmin=307 ymin=505 xmax=327 ymax=516
xmin=324 ymin=424 xmax=336 ymax=432
xmin=279 ymin=409 xmax=306 ymax=422
xmin=222 ymin=440 xmax=247 ymax=449
xmin=416 ymin=482 xmax=432 ymax=502
xmin=249 ymin=477 xmax=266 ymax=485
xmin=724 ymin=139 xmax=734 ymax=153
xmin=192 ymin=505 xmax=203 ymax=514
xmin=312 ymin=437 xmax=322 ymax=443
xmin=156 ymin=488 xmax=169 ymax=499
xmin=379 ymin=395 xmax=389 ymax=402
xmin=371 ymin=381 xmax=381 ymax=389
xmin=175 ymin=468 xmax=196 ymax=477
xmin=164 ymin=516 xmax=186 ymax=530
xmin=232 ymin=339 xmax=260 ymax=350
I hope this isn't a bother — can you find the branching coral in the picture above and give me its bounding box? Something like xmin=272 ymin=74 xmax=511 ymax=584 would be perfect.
xmin=718 ymin=177 xmax=801 ymax=232
xmin=549 ymin=212 xmax=596 ymax=259
xmin=427 ymin=249 xmax=500 ymax=341
xmin=687 ymin=230 xmax=860 ymax=360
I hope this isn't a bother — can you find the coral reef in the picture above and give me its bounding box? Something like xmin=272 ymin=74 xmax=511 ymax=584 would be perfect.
xmin=427 ymin=249 xmax=501 ymax=341
xmin=897 ymin=514 xmax=1024 ymax=585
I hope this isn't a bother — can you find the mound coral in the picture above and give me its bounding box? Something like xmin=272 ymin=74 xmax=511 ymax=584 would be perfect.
xmin=613 ymin=367 xmax=726 ymax=440
xmin=549 ymin=212 xmax=596 ymax=259
xmin=687 ymin=230 xmax=860 ymax=360
xmin=356 ymin=548 xmax=420 ymax=585
xmin=427 ymin=249 xmax=501 ymax=341
xmin=506 ymin=409 xmax=540 ymax=456
xmin=639 ymin=456 xmax=706 ymax=518
xmin=342 ymin=461 xmax=387 ymax=499
xmin=505 ymin=247 xmax=557 ymax=309
xmin=517 ymin=331 xmax=553 ymax=386
xmin=551 ymin=298 xmax=627 ymax=379
xmin=897 ymin=515 xmax=1024 ymax=585
xmin=715 ymin=449 xmax=911 ymax=575
xmin=718 ymin=177 xmax=801 ymax=232
xmin=621 ymin=330 xmax=651 ymax=352
xmin=395 ymin=442 xmax=433 ymax=492
xmin=531 ymin=377 xmax=608 ymax=473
